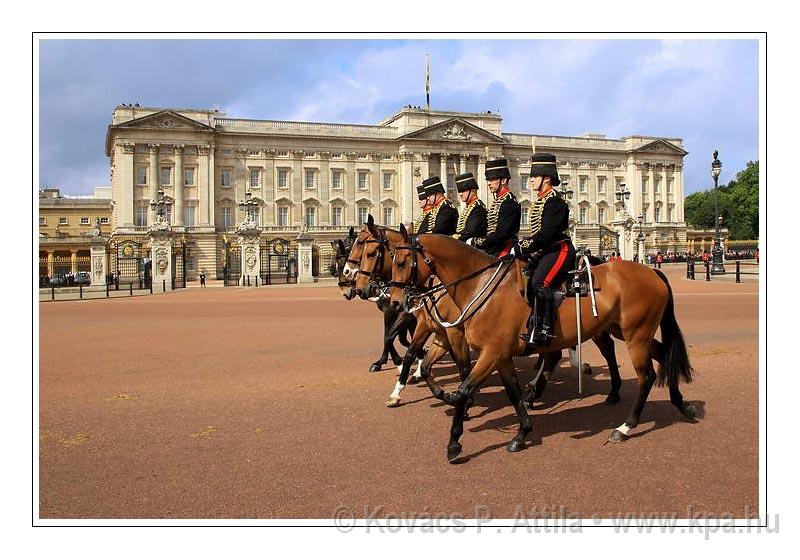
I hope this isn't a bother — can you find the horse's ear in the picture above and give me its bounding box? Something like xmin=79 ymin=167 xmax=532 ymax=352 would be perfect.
xmin=348 ymin=226 xmax=356 ymax=239
xmin=337 ymin=239 xmax=346 ymax=254
xmin=367 ymin=214 xmax=375 ymax=227
xmin=400 ymin=222 xmax=409 ymax=241
xmin=329 ymin=240 xmax=338 ymax=251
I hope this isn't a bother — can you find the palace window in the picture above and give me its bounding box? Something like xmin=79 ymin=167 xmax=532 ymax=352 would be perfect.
xmin=521 ymin=174 xmax=530 ymax=192
xmin=164 ymin=206 xmax=172 ymax=224
xmin=383 ymin=207 xmax=393 ymax=226
xmin=160 ymin=166 xmax=172 ymax=186
xmin=579 ymin=207 xmax=587 ymax=224
xmin=332 ymin=206 xmax=343 ymax=226
xmin=654 ymin=206 xmax=661 ymax=222
xmin=358 ymin=207 xmax=368 ymax=225
xmin=135 ymin=205 xmax=148 ymax=227
xmin=184 ymin=206 xmax=195 ymax=227
xmin=187 ymin=256 xmax=196 ymax=272
xmin=358 ymin=171 xmax=368 ymax=190
xmin=305 ymin=206 xmax=317 ymax=227
xmin=332 ymin=170 xmax=343 ymax=190
xmin=184 ymin=167 xmax=195 ymax=187
xmin=58 ymin=217 xmax=68 ymax=225
xmin=221 ymin=207 xmax=233 ymax=228
xmin=642 ymin=203 xmax=650 ymax=223
xmin=305 ymin=169 xmax=316 ymax=190
xmin=383 ymin=172 xmax=393 ymax=190
xmin=641 ymin=176 xmax=649 ymax=194
xmin=278 ymin=206 xmax=289 ymax=227
xmin=579 ymin=176 xmax=588 ymax=194
xmin=250 ymin=168 xmax=260 ymax=188
xmin=655 ymin=178 xmax=661 ymax=194
xmin=220 ymin=168 xmax=231 ymax=188
xmin=80 ymin=217 xmax=90 ymax=225
xmin=668 ymin=206 xmax=675 ymax=222
xmin=100 ymin=217 xmax=109 ymax=224
xmin=278 ymin=169 xmax=289 ymax=189
xmin=598 ymin=176 xmax=606 ymax=194
xmin=521 ymin=207 xmax=529 ymax=226
xmin=136 ymin=165 xmax=148 ymax=186
xmin=39 ymin=217 xmax=46 ymax=226
xmin=598 ymin=207 xmax=606 ymax=224
xmin=667 ymin=179 xmax=674 ymax=194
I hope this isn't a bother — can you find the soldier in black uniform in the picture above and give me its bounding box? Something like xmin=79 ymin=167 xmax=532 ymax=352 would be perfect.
xmin=415 ymin=176 xmax=458 ymax=235
xmin=412 ymin=183 xmax=431 ymax=233
xmin=472 ymin=158 xmax=521 ymax=257
xmin=452 ymin=172 xmax=488 ymax=243
xmin=513 ymin=153 xmax=576 ymax=348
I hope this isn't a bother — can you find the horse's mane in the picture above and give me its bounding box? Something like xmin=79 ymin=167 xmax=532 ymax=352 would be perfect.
xmin=419 ymin=234 xmax=497 ymax=264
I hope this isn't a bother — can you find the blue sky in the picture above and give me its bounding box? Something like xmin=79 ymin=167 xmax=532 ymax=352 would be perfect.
xmin=38 ymin=38 xmax=759 ymax=195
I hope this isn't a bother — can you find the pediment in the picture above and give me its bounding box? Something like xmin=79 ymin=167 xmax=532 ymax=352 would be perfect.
xmin=115 ymin=110 xmax=216 ymax=132
xmin=630 ymin=139 xmax=687 ymax=156
xmin=399 ymin=118 xmax=504 ymax=144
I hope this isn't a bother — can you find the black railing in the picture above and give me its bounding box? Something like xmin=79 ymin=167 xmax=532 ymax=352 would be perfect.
xmin=686 ymin=260 xmax=759 ymax=283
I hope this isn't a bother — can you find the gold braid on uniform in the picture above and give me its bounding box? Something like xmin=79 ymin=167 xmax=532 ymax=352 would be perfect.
xmin=452 ymin=199 xmax=485 ymax=238
xmin=519 ymin=190 xmax=569 ymax=251
xmin=427 ymin=198 xmax=452 ymax=232
xmin=474 ymin=191 xmax=513 ymax=246
xmin=412 ymin=210 xmax=429 ymax=233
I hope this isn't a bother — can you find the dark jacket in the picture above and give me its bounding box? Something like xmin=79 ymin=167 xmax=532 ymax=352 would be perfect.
xmin=474 ymin=191 xmax=521 ymax=256
xmin=519 ymin=190 xmax=571 ymax=256
xmin=417 ymin=198 xmax=458 ymax=235
xmin=453 ymin=199 xmax=488 ymax=242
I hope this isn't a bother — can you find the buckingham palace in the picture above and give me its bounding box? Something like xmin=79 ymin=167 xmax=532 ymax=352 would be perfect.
xmin=105 ymin=104 xmax=689 ymax=281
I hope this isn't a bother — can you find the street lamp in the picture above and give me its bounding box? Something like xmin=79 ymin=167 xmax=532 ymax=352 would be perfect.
xmin=637 ymin=214 xmax=646 ymax=263
xmin=239 ymin=190 xmax=259 ymax=226
xmin=711 ymin=150 xmax=726 ymax=274
xmin=149 ymin=187 xmax=171 ymax=223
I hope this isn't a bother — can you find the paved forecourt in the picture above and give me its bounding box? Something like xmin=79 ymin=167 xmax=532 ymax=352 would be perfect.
xmin=38 ymin=264 xmax=759 ymax=519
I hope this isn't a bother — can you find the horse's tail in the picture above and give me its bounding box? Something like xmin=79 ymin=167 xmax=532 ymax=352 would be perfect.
xmin=653 ymin=269 xmax=694 ymax=387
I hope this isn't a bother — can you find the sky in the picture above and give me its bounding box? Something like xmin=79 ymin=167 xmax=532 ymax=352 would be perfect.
xmin=38 ymin=38 xmax=759 ymax=196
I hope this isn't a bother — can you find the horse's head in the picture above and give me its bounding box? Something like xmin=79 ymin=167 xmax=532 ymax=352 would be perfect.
xmin=389 ymin=224 xmax=435 ymax=312
xmin=330 ymin=231 xmax=357 ymax=300
xmin=342 ymin=226 xmax=366 ymax=281
xmin=353 ymin=215 xmax=390 ymax=300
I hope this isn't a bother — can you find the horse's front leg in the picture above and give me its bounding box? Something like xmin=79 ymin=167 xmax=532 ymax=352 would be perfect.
xmin=369 ymin=303 xmax=396 ymax=372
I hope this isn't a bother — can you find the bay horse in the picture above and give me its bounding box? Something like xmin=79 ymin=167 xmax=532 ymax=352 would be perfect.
xmin=389 ymin=227 xmax=696 ymax=463
xmin=330 ymin=227 xmax=414 ymax=372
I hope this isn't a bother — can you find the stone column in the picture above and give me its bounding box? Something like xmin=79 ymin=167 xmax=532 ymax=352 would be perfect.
xmin=439 ymin=153 xmax=448 ymax=182
xmin=237 ymin=225 xmax=262 ymax=286
xmin=207 ymin=144 xmax=216 ymax=226
xmin=118 ymin=142 xmax=136 ymax=227
xmin=297 ymin=230 xmax=314 ymax=283
xmin=459 ymin=154 xmax=467 ymax=174
xmin=399 ymin=152 xmax=414 ymax=225
xmin=477 ymin=155 xmax=488 ymax=202
xmin=149 ymin=144 xmax=160 ymax=203
xmin=90 ymin=238 xmax=107 ymax=286
xmin=174 ymin=145 xmax=184 ymax=226
xmin=47 ymin=250 xmax=55 ymax=277
xmin=70 ymin=250 xmax=78 ymax=273
xmin=149 ymin=228 xmax=174 ymax=292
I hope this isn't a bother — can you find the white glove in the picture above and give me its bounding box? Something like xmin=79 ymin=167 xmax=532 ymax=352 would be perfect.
xmin=465 ymin=238 xmax=474 ymax=246
xmin=509 ymin=245 xmax=516 ymax=257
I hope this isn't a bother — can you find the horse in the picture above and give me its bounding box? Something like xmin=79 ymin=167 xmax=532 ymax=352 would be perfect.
xmin=389 ymin=227 xmax=696 ymax=463
xmin=330 ymin=227 xmax=414 ymax=372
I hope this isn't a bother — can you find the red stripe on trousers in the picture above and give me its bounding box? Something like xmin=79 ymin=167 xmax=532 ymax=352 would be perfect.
xmin=543 ymin=242 xmax=569 ymax=287
xmin=497 ymin=240 xmax=514 ymax=258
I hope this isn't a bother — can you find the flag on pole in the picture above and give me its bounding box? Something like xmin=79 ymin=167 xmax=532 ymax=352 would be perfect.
xmin=426 ymin=54 xmax=431 ymax=111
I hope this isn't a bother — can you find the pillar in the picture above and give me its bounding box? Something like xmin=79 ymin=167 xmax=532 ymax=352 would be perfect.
xmin=149 ymin=144 xmax=160 ymax=204
xmin=477 ymin=155 xmax=488 ymax=202
xmin=174 ymin=145 xmax=184 ymax=226
xmin=149 ymin=230 xmax=174 ymax=292
xmin=439 ymin=153 xmax=448 ymax=182
xmin=90 ymin=238 xmax=107 ymax=286
xmin=47 ymin=250 xmax=55 ymax=277
xmin=399 ymin=151 xmax=414 ymax=225
xmin=297 ymin=230 xmax=313 ymax=283
xmin=238 ymin=226 xmax=262 ymax=285
xmin=70 ymin=250 xmax=78 ymax=273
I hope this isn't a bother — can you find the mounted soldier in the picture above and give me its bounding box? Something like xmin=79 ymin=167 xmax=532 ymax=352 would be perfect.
xmin=414 ymin=176 xmax=458 ymax=235
xmin=513 ymin=153 xmax=576 ymax=349
xmin=452 ymin=172 xmax=488 ymax=243
xmin=472 ymin=158 xmax=521 ymax=257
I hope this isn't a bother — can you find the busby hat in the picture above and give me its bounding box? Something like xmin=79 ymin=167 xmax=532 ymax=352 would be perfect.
xmin=422 ymin=176 xmax=445 ymax=196
xmin=485 ymin=158 xmax=511 ymax=181
xmin=530 ymin=153 xmax=561 ymax=186
xmin=455 ymin=172 xmax=479 ymax=193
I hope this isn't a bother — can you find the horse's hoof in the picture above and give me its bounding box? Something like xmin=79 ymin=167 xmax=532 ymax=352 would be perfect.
xmin=369 ymin=363 xmax=382 ymax=373
xmin=385 ymin=397 xmax=401 ymax=408
xmin=608 ymin=429 xmax=629 ymax=443
xmin=447 ymin=443 xmax=463 ymax=463
xmin=605 ymin=393 xmax=621 ymax=405
xmin=682 ymin=403 xmax=699 ymax=423
xmin=407 ymin=375 xmax=421 ymax=385
xmin=506 ymin=438 xmax=527 ymax=453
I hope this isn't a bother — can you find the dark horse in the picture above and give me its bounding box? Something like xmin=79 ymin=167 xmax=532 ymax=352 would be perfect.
xmin=390 ymin=228 xmax=697 ymax=463
xmin=331 ymin=227 xmax=415 ymax=373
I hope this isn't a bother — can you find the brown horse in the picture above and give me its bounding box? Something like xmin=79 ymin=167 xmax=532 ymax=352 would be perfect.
xmin=352 ymin=219 xmax=473 ymax=409
xmin=389 ymin=228 xmax=696 ymax=463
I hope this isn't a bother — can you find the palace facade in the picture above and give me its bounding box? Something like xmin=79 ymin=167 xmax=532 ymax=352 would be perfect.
xmin=106 ymin=105 xmax=689 ymax=279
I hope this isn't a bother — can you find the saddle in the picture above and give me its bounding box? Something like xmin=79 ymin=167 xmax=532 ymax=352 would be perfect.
xmin=518 ymin=259 xmax=600 ymax=309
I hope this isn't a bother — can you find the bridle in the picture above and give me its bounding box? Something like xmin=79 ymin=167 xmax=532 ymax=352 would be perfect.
xmin=334 ymin=238 xmax=357 ymax=300
xmin=388 ymin=233 xmax=436 ymax=292
xmin=356 ymin=228 xmax=391 ymax=294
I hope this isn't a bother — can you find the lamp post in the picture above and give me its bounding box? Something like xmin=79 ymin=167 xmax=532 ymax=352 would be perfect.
xmin=558 ymin=181 xmax=575 ymax=244
xmin=239 ymin=190 xmax=259 ymax=226
xmin=149 ymin=187 xmax=171 ymax=224
xmin=711 ymin=150 xmax=726 ymax=274
xmin=637 ymin=214 xmax=645 ymax=263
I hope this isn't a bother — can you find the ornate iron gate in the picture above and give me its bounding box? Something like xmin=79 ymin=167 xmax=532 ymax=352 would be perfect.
xmin=222 ymin=241 xmax=241 ymax=286
xmin=110 ymin=238 xmax=145 ymax=284
xmin=260 ymin=238 xmax=298 ymax=285
xmin=172 ymin=242 xmax=187 ymax=289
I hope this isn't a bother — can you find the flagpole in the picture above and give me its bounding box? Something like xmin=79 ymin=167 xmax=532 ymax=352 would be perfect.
xmin=426 ymin=54 xmax=431 ymax=112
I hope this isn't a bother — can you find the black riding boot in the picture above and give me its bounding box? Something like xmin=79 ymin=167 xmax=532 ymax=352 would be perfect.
xmin=520 ymin=296 xmax=540 ymax=348
xmin=534 ymin=287 xmax=556 ymax=347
